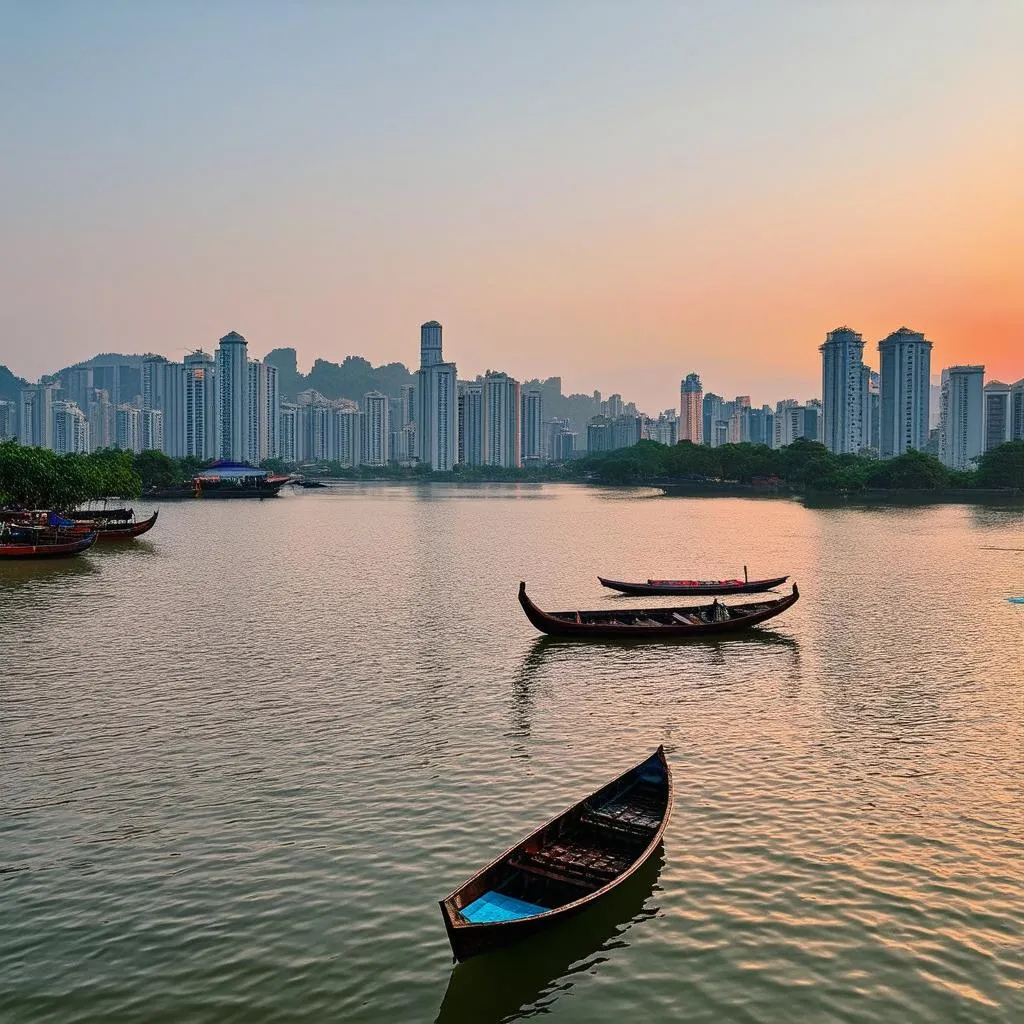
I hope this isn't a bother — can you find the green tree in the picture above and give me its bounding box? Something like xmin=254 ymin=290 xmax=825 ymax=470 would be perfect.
xmin=976 ymin=441 xmax=1024 ymax=489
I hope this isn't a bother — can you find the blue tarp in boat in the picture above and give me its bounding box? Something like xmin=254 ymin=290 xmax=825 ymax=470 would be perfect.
xmin=461 ymin=891 xmax=548 ymax=923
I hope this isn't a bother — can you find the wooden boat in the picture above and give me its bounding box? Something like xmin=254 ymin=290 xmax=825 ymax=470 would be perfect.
xmin=519 ymin=580 xmax=799 ymax=638
xmin=71 ymin=510 xmax=158 ymax=540
xmin=0 ymin=532 xmax=98 ymax=560
xmin=439 ymin=746 xmax=672 ymax=961
xmin=598 ymin=570 xmax=788 ymax=596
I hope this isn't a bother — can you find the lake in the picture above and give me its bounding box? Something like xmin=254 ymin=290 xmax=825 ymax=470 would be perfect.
xmin=1 ymin=484 xmax=1021 ymax=1023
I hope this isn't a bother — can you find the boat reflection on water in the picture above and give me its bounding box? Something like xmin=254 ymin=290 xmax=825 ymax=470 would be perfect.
xmin=435 ymin=844 xmax=664 ymax=1024
xmin=0 ymin=555 xmax=100 ymax=593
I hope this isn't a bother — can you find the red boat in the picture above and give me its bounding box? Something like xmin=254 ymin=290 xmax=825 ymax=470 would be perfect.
xmin=0 ymin=532 xmax=98 ymax=560
xmin=71 ymin=510 xmax=159 ymax=540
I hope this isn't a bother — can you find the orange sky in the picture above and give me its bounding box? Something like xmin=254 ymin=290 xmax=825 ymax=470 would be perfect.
xmin=1 ymin=3 xmax=1021 ymax=409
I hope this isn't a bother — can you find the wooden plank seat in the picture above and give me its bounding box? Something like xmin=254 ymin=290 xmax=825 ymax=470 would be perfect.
xmin=513 ymin=835 xmax=636 ymax=890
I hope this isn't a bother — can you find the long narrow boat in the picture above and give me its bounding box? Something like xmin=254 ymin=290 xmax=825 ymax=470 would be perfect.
xmin=598 ymin=572 xmax=788 ymax=596
xmin=519 ymin=580 xmax=799 ymax=638
xmin=71 ymin=510 xmax=158 ymax=540
xmin=440 ymin=746 xmax=671 ymax=961
xmin=0 ymin=532 xmax=98 ymax=560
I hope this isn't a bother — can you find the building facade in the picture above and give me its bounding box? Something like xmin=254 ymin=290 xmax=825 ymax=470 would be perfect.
xmin=184 ymin=350 xmax=217 ymax=459
xmin=360 ymin=391 xmax=390 ymax=467
xmin=878 ymin=327 xmax=932 ymax=458
xmin=415 ymin=321 xmax=458 ymax=471
xmin=216 ymin=331 xmax=250 ymax=462
xmin=680 ymin=373 xmax=703 ymax=444
xmin=52 ymin=401 xmax=90 ymax=454
xmin=1012 ymin=379 xmax=1024 ymax=442
xmin=142 ymin=355 xmax=186 ymax=456
xmin=19 ymin=383 xmax=56 ymax=449
xmin=0 ymin=400 xmax=15 ymax=441
xmin=520 ymin=387 xmax=544 ymax=463
xmin=982 ymin=381 xmax=1011 ymax=452
xmin=819 ymin=327 xmax=866 ymax=453
xmin=939 ymin=365 xmax=984 ymax=470
xmin=483 ymin=372 xmax=522 ymax=468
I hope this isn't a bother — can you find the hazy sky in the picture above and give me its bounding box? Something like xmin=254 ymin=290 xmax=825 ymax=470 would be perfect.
xmin=1 ymin=1 xmax=1021 ymax=410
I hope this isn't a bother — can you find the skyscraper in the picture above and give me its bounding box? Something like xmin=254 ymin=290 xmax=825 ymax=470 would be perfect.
xmin=87 ymin=388 xmax=114 ymax=450
xmin=415 ymin=321 xmax=457 ymax=471
xmin=878 ymin=327 xmax=932 ymax=458
xmin=279 ymin=403 xmax=299 ymax=463
xmin=0 ymin=400 xmax=15 ymax=441
xmin=459 ymin=382 xmax=484 ymax=466
xmin=142 ymin=355 xmax=186 ymax=456
xmin=216 ymin=331 xmax=250 ymax=462
xmin=333 ymin=404 xmax=361 ymax=467
xmin=184 ymin=350 xmax=217 ymax=459
xmin=52 ymin=401 xmax=90 ymax=454
xmin=483 ymin=372 xmax=521 ymax=468
xmin=939 ymin=365 xmax=984 ymax=470
xmin=860 ymin=365 xmax=880 ymax=452
xmin=819 ymin=326 xmax=866 ymax=454
xmin=140 ymin=409 xmax=163 ymax=452
xmin=115 ymin=405 xmax=142 ymax=453
xmin=982 ymin=381 xmax=1011 ymax=452
xmin=246 ymin=359 xmax=279 ymax=464
xmin=20 ymin=383 xmax=57 ymax=449
xmin=520 ymin=387 xmax=544 ymax=463
xmin=680 ymin=373 xmax=703 ymax=443
xmin=360 ymin=391 xmax=390 ymax=467
xmin=1011 ymin=379 xmax=1024 ymax=442
xmin=702 ymin=393 xmax=724 ymax=447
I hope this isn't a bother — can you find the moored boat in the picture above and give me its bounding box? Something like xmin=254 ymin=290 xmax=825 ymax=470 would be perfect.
xmin=0 ymin=531 xmax=98 ymax=560
xmin=439 ymin=746 xmax=672 ymax=961
xmin=519 ymin=580 xmax=799 ymax=638
xmin=71 ymin=510 xmax=158 ymax=540
xmin=598 ymin=571 xmax=788 ymax=596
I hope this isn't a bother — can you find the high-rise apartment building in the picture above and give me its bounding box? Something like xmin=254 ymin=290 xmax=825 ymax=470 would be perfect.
xmin=216 ymin=332 xmax=250 ymax=462
xmin=1012 ymin=379 xmax=1024 ymax=442
xmin=878 ymin=327 xmax=932 ymax=458
xmin=483 ymin=372 xmax=522 ymax=468
xmin=819 ymin=326 xmax=866 ymax=453
xmin=704 ymin=391 xmax=729 ymax=448
xmin=459 ymin=383 xmax=484 ymax=466
xmin=653 ymin=410 xmax=679 ymax=446
xmin=680 ymin=373 xmax=703 ymax=443
xmin=279 ymin=403 xmax=299 ymax=463
xmin=141 ymin=408 xmax=164 ymax=452
xmin=748 ymin=405 xmax=774 ymax=447
xmin=142 ymin=355 xmax=186 ymax=456
xmin=333 ymin=404 xmax=361 ymax=467
xmin=520 ymin=387 xmax=544 ymax=463
xmin=982 ymin=381 xmax=1011 ymax=452
xmin=246 ymin=359 xmax=279 ymax=464
xmin=939 ymin=365 xmax=984 ymax=470
xmin=87 ymin=389 xmax=114 ymax=450
xmin=115 ymin=405 xmax=142 ymax=453
xmin=860 ymin=366 xmax=880 ymax=452
xmin=184 ymin=350 xmax=217 ymax=459
xmin=415 ymin=321 xmax=457 ymax=471
xmin=0 ymin=400 xmax=16 ymax=441
xmin=360 ymin=391 xmax=390 ymax=467
xmin=19 ymin=383 xmax=56 ymax=448
xmin=774 ymin=400 xmax=806 ymax=448
xmin=52 ymin=401 xmax=90 ymax=454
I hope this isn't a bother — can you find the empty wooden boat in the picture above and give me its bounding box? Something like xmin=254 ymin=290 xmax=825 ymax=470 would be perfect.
xmin=598 ymin=571 xmax=788 ymax=596
xmin=0 ymin=531 xmax=98 ymax=560
xmin=519 ymin=580 xmax=799 ymax=638
xmin=439 ymin=746 xmax=672 ymax=961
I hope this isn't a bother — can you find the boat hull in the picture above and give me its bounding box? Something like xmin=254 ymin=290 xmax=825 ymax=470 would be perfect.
xmin=519 ymin=581 xmax=799 ymax=639
xmin=598 ymin=574 xmax=788 ymax=596
xmin=440 ymin=747 xmax=672 ymax=961
xmin=0 ymin=533 xmax=98 ymax=560
xmin=71 ymin=510 xmax=158 ymax=540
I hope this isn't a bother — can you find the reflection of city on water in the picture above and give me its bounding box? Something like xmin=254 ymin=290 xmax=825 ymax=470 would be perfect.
xmin=434 ymin=845 xmax=665 ymax=1024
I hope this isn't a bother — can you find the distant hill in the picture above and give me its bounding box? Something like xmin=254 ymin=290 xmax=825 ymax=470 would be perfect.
xmin=0 ymin=364 xmax=26 ymax=404
xmin=266 ymin=348 xmax=415 ymax=402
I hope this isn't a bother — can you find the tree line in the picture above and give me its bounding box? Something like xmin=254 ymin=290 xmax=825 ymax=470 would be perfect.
xmin=572 ymin=438 xmax=1024 ymax=490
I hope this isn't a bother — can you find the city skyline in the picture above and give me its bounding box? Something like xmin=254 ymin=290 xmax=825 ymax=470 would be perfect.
xmin=1 ymin=3 xmax=1021 ymax=408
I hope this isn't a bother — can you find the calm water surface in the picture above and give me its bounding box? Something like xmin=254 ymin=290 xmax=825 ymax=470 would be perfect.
xmin=1 ymin=484 xmax=1022 ymax=1023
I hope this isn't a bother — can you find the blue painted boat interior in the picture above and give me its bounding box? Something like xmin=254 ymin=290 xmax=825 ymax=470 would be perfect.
xmin=461 ymin=891 xmax=548 ymax=923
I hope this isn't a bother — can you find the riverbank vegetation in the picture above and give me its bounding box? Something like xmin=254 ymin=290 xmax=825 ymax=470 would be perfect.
xmin=573 ymin=438 xmax=1024 ymax=491
xmin=0 ymin=441 xmax=141 ymax=509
